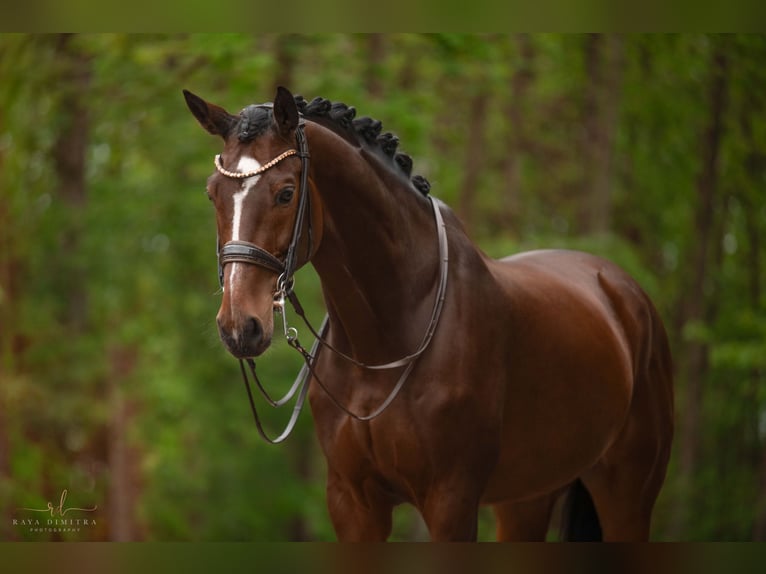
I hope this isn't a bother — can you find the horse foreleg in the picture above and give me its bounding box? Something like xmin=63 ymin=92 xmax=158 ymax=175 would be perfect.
xmin=326 ymin=473 xmax=394 ymax=541
xmin=492 ymin=490 xmax=563 ymax=541
xmin=420 ymin=484 xmax=481 ymax=541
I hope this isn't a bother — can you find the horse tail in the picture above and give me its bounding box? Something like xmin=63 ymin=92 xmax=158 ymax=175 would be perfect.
xmin=559 ymin=479 xmax=602 ymax=541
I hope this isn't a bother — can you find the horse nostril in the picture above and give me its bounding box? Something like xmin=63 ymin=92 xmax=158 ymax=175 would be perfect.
xmin=242 ymin=316 xmax=262 ymax=343
xmin=217 ymin=315 xmax=266 ymax=358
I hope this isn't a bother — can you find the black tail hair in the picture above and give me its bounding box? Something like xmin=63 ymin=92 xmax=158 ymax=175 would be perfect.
xmin=559 ymin=479 xmax=602 ymax=541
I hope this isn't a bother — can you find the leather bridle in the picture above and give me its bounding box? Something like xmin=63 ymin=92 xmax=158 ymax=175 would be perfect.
xmin=216 ymin=121 xmax=312 ymax=301
xmin=212 ymin=116 xmax=450 ymax=443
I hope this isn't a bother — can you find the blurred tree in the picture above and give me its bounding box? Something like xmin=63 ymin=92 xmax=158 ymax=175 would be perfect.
xmin=579 ymin=33 xmax=624 ymax=235
xmin=499 ymin=33 xmax=535 ymax=234
xmin=362 ymin=33 xmax=386 ymax=99
xmin=670 ymin=35 xmax=730 ymax=538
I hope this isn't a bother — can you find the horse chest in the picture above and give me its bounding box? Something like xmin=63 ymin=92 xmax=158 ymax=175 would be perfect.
xmin=329 ymin=404 xmax=424 ymax=465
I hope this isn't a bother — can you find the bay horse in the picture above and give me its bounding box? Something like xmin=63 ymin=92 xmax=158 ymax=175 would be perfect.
xmin=183 ymin=86 xmax=674 ymax=541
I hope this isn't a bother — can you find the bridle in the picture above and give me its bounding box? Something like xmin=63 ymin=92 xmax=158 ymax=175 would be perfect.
xmin=215 ymin=121 xmax=312 ymax=302
xmin=213 ymin=114 xmax=450 ymax=444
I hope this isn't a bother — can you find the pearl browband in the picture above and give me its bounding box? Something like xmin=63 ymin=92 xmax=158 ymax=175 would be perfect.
xmin=214 ymin=149 xmax=299 ymax=179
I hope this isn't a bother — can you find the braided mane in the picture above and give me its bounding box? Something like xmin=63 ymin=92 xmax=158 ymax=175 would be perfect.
xmin=236 ymin=95 xmax=431 ymax=197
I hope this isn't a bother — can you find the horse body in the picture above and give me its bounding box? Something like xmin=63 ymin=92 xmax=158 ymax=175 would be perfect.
xmin=310 ymin=197 xmax=671 ymax=540
xmin=184 ymin=87 xmax=674 ymax=541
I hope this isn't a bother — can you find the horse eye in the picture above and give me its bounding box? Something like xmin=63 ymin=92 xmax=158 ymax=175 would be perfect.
xmin=276 ymin=187 xmax=295 ymax=205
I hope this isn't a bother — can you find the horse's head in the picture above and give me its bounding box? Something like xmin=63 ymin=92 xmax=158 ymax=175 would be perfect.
xmin=184 ymin=87 xmax=319 ymax=358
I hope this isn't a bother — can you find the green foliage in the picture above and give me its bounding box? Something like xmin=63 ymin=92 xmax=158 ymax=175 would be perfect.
xmin=1 ymin=33 xmax=765 ymax=542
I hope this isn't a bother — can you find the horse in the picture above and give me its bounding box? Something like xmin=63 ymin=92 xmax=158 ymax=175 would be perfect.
xmin=183 ymin=86 xmax=674 ymax=541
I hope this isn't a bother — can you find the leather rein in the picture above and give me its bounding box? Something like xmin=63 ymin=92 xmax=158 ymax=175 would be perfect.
xmin=213 ymin=120 xmax=450 ymax=444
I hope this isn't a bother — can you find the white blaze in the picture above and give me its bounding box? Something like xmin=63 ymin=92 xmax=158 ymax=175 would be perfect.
xmin=227 ymin=155 xmax=262 ymax=292
xmin=231 ymin=155 xmax=262 ymax=240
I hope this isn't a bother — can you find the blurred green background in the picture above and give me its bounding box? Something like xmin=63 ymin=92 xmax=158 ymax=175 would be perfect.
xmin=1 ymin=33 xmax=765 ymax=541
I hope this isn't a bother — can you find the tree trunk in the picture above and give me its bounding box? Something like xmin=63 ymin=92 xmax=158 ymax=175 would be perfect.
xmin=747 ymin=183 xmax=766 ymax=539
xmin=364 ymin=34 xmax=386 ymax=99
xmin=499 ymin=34 xmax=535 ymax=234
xmin=742 ymin=79 xmax=766 ymax=541
xmin=272 ymin=34 xmax=300 ymax=94
xmin=108 ymin=347 xmax=142 ymax=541
xmin=580 ymin=34 xmax=624 ymax=235
xmin=397 ymin=37 xmax=417 ymax=92
xmin=51 ymin=33 xmax=122 ymax=541
xmin=53 ymin=34 xmax=90 ymax=332
xmin=0 ymin=72 xmax=13 ymax=541
xmin=669 ymin=38 xmax=729 ymax=540
xmin=458 ymin=86 xmax=489 ymax=234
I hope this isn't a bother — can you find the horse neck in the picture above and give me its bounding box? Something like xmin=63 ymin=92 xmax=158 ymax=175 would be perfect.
xmin=306 ymin=124 xmax=439 ymax=363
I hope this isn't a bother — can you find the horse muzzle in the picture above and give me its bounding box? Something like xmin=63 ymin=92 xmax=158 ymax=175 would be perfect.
xmin=217 ymin=313 xmax=272 ymax=358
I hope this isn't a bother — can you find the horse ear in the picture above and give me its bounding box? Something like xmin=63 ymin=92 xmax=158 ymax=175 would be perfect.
xmin=183 ymin=89 xmax=237 ymax=139
xmin=273 ymin=86 xmax=299 ymax=137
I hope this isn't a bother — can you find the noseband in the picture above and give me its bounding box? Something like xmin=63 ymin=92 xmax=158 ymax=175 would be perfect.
xmin=212 ymin=116 xmax=450 ymax=444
